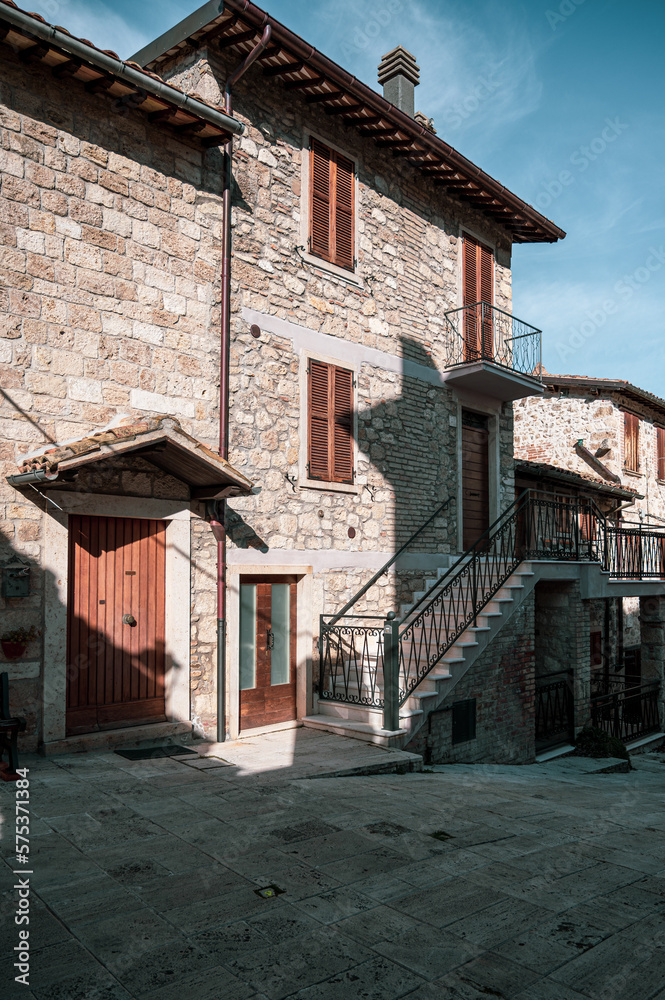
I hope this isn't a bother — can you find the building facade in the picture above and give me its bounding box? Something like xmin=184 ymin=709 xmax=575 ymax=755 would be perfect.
xmin=2 ymin=0 xmax=662 ymax=764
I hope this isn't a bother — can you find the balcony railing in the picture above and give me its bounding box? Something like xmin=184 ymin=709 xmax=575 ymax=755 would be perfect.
xmin=443 ymin=301 xmax=542 ymax=378
xmin=590 ymin=680 xmax=660 ymax=743
xmin=535 ymin=669 xmax=574 ymax=751
xmin=319 ymin=492 xmax=665 ymax=730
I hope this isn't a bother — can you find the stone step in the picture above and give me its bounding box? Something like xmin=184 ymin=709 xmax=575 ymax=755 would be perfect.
xmin=302 ymin=714 xmax=409 ymax=749
xmin=41 ymin=721 xmax=193 ymax=756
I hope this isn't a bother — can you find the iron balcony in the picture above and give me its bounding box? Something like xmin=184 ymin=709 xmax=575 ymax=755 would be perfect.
xmin=443 ymin=301 xmax=543 ymax=401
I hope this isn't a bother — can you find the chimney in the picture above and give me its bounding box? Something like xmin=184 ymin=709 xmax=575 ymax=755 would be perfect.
xmin=377 ymin=46 xmax=420 ymax=118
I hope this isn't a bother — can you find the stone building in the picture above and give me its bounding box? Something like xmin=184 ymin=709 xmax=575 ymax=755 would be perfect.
xmin=515 ymin=373 xmax=665 ymax=703
xmin=1 ymin=0 xmax=662 ymax=764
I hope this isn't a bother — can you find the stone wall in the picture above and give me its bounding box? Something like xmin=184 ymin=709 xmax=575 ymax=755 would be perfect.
xmin=1 ymin=38 xmax=520 ymax=743
xmin=533 ymin=580 xmax=590 ymax=732
xmin=514 ymin=387 xmax=665 ymax=524
xmin=406 ymin=596 xmax=536 ymax=764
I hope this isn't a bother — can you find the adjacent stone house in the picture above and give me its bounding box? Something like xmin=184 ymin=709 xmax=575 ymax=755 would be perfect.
xmin=515 ymin=373 xmax=665 ymax=694
xmin=2 ymin=0 xmax=662 ymax=764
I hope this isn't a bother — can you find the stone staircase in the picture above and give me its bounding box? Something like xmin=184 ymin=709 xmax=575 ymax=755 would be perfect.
xmin=303 ymin=560 xmax=537 ymax=748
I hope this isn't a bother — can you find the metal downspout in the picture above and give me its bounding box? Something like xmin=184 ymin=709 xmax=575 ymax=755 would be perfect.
xmin=214 ymin=24 xmax=272 ymax=744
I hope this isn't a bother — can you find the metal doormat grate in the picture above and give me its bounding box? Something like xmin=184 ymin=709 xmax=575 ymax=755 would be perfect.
xmin=114 ymin=744 xmax=198 ymax=761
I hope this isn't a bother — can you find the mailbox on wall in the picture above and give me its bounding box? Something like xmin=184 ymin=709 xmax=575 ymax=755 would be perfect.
xmin=1 ymin=561 xmax=31 ymax=599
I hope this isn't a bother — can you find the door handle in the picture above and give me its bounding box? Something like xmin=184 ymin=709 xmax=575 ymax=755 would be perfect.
xmin=266 ymin=629 xmax=274 ymax=650
xmin=122 ymin=614 xmax=137 ymax=626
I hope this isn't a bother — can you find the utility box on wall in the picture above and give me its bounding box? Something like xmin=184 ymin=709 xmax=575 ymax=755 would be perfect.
xmin=1 ymin=562 xmax=31 ymax=599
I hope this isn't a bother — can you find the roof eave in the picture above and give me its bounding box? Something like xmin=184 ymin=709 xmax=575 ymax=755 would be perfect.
xmin=132 ymin=0 xmax=565 ymax=244
xmin=0 ymin=0 xmax=243 ymax=143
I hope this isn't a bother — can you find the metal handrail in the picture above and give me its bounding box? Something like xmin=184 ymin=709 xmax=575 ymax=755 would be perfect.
xmin=319 ymin=490 xmax=665 ymax=723
xmin=442 ymin=301 xmax=542 ymax=378
xmin=399 ymin=489 xmax=529 ymax=626
xmin=324 ymin=495 xmax=455 ymax=629
xmin=445 ymin=300 xmax=541 ymax=329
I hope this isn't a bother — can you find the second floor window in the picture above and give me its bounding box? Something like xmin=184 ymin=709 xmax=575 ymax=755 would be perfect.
xmin=657 ymin=427 xmax=665 ymax=480
xmin=308 ymin=359 xmax=354 ymax=484
xmin=624 ymin=412 xmax=639 ymax=472
xmin=309 ymin=138 xmax=355 ymax=272
xmin=462 ymin=233 xmax=494 ymax=361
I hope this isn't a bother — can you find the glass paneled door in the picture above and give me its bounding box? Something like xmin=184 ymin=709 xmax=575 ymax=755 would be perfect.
xmin=239 ymin=576 xmax=297 ymax=730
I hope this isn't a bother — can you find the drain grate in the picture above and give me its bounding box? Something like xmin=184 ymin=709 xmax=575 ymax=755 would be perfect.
xmin=114 ymin=744 xmax=198 ymax=761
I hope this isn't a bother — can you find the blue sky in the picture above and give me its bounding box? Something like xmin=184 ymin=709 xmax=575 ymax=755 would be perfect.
xmin=30 ymin=0 xmax=665 ymax=394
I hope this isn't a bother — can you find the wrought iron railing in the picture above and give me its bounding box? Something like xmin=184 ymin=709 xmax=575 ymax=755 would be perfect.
xmin=590 ymin=680 xmax=660 ymax=743
xmin=319 ymin=491 xmax=665 ymax=730
xmin=590 ymin=670 xmax=630 ymax=698
xmin=443 ymin=301 xmax=542 ymax=378
xmin=607 ymin=526 xmax=665 ymax=579
xmin=535 ymin=670 xmax=574 ymax=750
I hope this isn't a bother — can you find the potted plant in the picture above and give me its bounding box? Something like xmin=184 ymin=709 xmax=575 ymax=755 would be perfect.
xmin=1 ymin=626 xmax=40 ymax=661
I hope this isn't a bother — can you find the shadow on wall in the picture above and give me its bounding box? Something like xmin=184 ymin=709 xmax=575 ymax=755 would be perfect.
xmin=352 ymin=335 xmax=456 ymax=607
xmin=1 ymin=512 xmax=189 ymax=752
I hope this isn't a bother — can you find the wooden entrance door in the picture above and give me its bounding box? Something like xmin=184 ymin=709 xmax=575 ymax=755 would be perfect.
xmin=462 ymin=411 xmax=490 ymax=550
xmin=66 ymin=515 xmax=167 ymax=735
xmin=239 ymin=576 xmax=297 ymax=731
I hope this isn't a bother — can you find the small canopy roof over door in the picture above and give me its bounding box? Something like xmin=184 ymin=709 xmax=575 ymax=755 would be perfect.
xmin=7 ymin=417 xmax=254 ymax=500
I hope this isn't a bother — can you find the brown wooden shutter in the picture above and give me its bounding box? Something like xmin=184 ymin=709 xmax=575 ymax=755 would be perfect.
xmin=624 ymin=412 xmax=639 ymax=471
xmin=333 ymin=153 xmax=354 ymax=270
xmin=332 ymin=366 xmax=353 ymax=482
xmin=462 ymin=236 xmax=478 ymax=308
xmin=308 ymin=360 xmax=331 ymax=480
xmin=310 ymin=140 xmax=331 ymax=262
xmin=478 ymin=242 xmax=493 ymax=305
xmin=478 ymin=241 xmax=494 ymax=356
xmin=657 ymin=427 xmax=665 ymax=480
xmin=462 ymin=237 xmax=478 ymax=360
xmin=310 ymin=138 xmax=354 ymax=272
xmin=307 ymin=360 xmax=354 ymax=483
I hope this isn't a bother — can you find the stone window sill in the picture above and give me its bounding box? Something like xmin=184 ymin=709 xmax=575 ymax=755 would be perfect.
xmin=298 ymin=249 xmax=364 ymax=289
xmin=623 ymin=468 xmax=643 ymax=478
xmin=298 ymin=478 xmax=360 ymax=496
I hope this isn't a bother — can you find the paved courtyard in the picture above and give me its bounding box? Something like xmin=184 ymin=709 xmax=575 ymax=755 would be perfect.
xmin=1 ymin=736 xmax=665 ymax=1000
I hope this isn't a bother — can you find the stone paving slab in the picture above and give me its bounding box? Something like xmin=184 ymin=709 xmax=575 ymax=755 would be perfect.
xmin=1 ymin=748 xmax=665 ymax=999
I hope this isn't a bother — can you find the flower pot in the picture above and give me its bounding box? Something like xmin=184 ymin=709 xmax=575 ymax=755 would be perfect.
xmin=1 ymin=641 xmax=26 ymax=660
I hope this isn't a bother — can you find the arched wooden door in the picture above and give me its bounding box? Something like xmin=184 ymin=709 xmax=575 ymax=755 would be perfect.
xmin=66 ymin=515 xmax=167 ymax=735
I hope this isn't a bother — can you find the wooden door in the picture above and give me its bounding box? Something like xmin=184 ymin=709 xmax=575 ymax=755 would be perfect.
xmin=239 ymin=576 xmax=297 ymax=731
xmin=463 ymin=234 xmax=494 ymax=361
xmin=462 ymin=412 xmax=490 ymax=550
xmin=66 ymin=515 xmax=167 ymax=735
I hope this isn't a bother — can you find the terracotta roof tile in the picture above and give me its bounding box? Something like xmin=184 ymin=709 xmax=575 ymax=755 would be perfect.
xmin=516 ymin=460 xmax=641 ymax=498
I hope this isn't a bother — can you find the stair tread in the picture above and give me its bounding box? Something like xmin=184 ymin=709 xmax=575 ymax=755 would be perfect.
xmin=303 ymin=715 xmax=407 ymax=736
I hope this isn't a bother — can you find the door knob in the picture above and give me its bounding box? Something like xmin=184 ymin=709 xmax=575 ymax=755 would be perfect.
xmin=122 ymin=614 xmax=137 ymax=626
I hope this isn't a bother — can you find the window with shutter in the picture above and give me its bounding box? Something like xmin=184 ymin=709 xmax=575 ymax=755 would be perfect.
xmin=307 ymin=359 xmax=354 ymax=484
xmin=462 ymin=233 xmax=494 ymax=362
xmin=657 ymin=428 xmax=665 ymax=481
xmin=309 ymin=138 xmax=355 ymax=272
xmin=624 ymin=413 xmax=639 ymax=472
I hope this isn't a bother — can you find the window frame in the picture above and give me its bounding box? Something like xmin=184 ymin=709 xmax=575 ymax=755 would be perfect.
xmin=623 ymin=411 xmax=640 ymax=473
xmin=298 ymin=350 xmax=360 ymax=494
xmin=299 ymin=131 xmax=362 ymax=286
xmin=657 ymin=426 xmax=665 ymax=482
